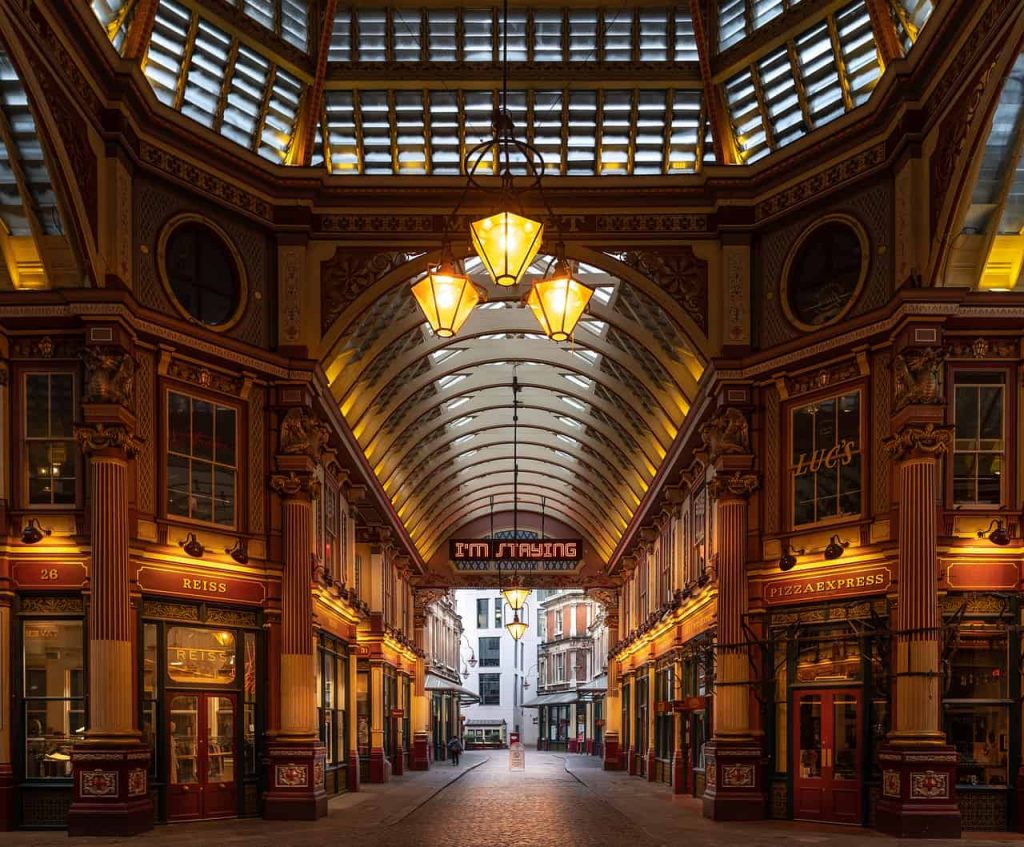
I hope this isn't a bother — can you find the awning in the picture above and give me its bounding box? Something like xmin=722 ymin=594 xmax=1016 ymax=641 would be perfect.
xmin=465 ymin=719 xmax=507 ymax=727
xmin=522 ymin=691 xmax=579 ymax=708
xmin=425 ymin=673 xmax=480 ymax=704
xmin=578 ymin=673 xmax=608 ymax=700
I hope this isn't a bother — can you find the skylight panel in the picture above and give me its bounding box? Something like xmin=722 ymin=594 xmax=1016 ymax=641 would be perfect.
xmin=605 ymin=13 xmax=633 ymax=61
xmin=431 ymin=348 xmax=463 ymax=364
xmin=328 ymin=9 xmax=352 ymax=61
xmin=457 ymin=450 xmax=479 ymax=461
xmin=241 ymin=0 xmax=274 ymax=33
xmin=837 ymin=2 xmax=882 ymax=106
xmin=453 ymin=433 xmax=476 ymax=445
xmin=635 ymin=90 xmax=667 ymax=174
xmin=718 ymin=0 xmax=748 ymax=50
xmin=91 ymin=0 xmax=132 ymax=52
xmin=258 ymin=68 xmax=302 ymax=162
xmin=758 ymin=45 xmax=807 ymax=148
xmin=591 ymin=286 xmax=615 ymax=305
xmin=357 ymin=9 xmax=387 ymax=61
xmin=568 ymin=11 xmax=598 ymax=62
xmin=393 ymin=9 xmax=422 ymax=62
xmin=534 ymin=11 xmax=563 ymax=62
xmin=477 ymin=301 xmax=510 ymax=310
xmin=565 ymin=374 xmax=598 ymax=391
xmin=428 ymin=10 xmax=458 ymax=61
xmin=437 ymin=374 xmax=468 ymax=390
xmin=464 ymin=10 xmax=494 ymax=62
xmin=359 ymin=90 xmax=392 ymax=174
xmin=796 ymin=22 xmax=844 ymax=129
xmin=569 ymin=348 xmax=599 ymax=365
xmin=725 ymin=70 xmax=769 ymax=162
xmin=181 ymin=20 xmax=230 ymax=129
xmin=638 ymin=10 xmax=669 ymax=62
xmin=558 ymin=416 xmax=584 ymax=430
xmin=499 ymin=11 xmax=528 ymax=62
xmin=667 ymin=90 xmax=701 ymax=173
xmin=556 ymin=433 xmax=580 ymax=447
xmin=753 ymin=0 xmax=786 ymax=28
xmin=279 ymin=0 xmax=310 ymax=51
xmin=429 ymin=90 xmax=460 ymax=174
xmin=533 ymin=90 xmax=563 ymax=175
xmin=578 ymin=320 xmax=608 ymax=336
xmin=567 ymin=90 xmax=598 ymax=175
xmin=892 ymin=0 xmax=933 ymax=50
xmin=600 ymin=90 xmax=631 ymax=174
xmin=325 ymin=91 xmax=358 ymax=172
xmin=674 ymin=9 xmax=699 ymax=62
xmin=450 ymin=416 xmax=474 ymax=429
xmin=560 ymin=395 xmax=587 ymax=411
xmin=221 ymin=45 xmax=270 ymax=148
xmin=554 ymin=450 xmax=577 ymax=462
xmin=446 ymin=396 xmax=473 ymax=411
xmin=395 ymin=91 xmax=427 ymax=173
xmin=145 ymin=0 xmax=191 ymax=106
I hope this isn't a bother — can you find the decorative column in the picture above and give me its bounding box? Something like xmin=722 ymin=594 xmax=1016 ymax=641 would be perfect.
xmin=876 ymin=397 xmax=960 ymax=837
xmin=263 ymin=406 xmax=328 ymax=820
xmin=0 ymin=599 xmax=12 ymax=830
xmin=702 ymin=468 xmax=763 ymax=820
xmin=368 ymin=660 xmax=390 ymax=782
xmin=672 ymin=654 xmax=687 ymax=795
xmin=68 ymin=346 xmax=153 ymax=836
xmin=591 ymin=589 xmax=621 ymax=770
xmin=347 ymin=651 xmax=361 ymax=791
xmin=646 ymin=662 xmax=657 ymax=781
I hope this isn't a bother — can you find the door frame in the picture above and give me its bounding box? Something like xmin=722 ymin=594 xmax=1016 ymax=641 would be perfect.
xmin=791 ymin=686 xmax=864 ymax=826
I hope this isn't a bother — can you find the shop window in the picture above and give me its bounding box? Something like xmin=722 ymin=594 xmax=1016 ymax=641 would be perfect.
xmin=795 ymin=627 xmax=862 ymax=683
xmin=356 ymin=664 xmax=370 ymax=757
xmin=773 ymin=639 xmax=788 ymax=774
xmin=167 ymin=391 xmax=238 ymax=526
xmin=25 ymin=372 xmax=76 ymax=506
xmin=953 ymin=373 xmax=1004 ymax=505
xmin=634 ymin=676 xmax=649 ymax=754
xmin=494 ymin=598 xmax=503 ymax=628
xmin=479 ymin=673 xmax=501 ymax=705
xmin=324 ymin=482 xmax=340 ymax=578
xmin=790 ymin=391 xmax=862 ymax=526
xmin=692 ymin=487 xmax=707 ymax=579
xmin=477 ymin=597 xmax=488 ymax=628
xmin=142 ymin=623 xmax=159 ymax=777
xmin=478 ymin=636 xmax=500 ymax=667
xmin=655 ymin=665 xmax=674 ymax=759
xmin=244 ymin=631 xmax=258 ymax=776
xmin=23 ymin=619 xmax=84 ymax=779
xmin=166 ymin=627 xmax=236 ymax=684
xmin=944 ymin=631 xmax=1010 ymax=787
xmin=318 ymin=635 xmax=348 ymax=767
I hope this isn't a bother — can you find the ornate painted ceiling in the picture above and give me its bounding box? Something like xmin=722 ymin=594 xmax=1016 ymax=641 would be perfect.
xmin=89 ymin=0 xmax=935 ymax=173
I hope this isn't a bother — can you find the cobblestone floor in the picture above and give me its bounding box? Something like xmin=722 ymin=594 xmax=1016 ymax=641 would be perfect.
xmin=6 ymin=752 xmax=1023 ymax=846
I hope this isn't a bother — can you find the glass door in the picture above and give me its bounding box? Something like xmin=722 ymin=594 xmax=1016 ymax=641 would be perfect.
xmin=792 ymin=689 xmax=862 ymax=824
xmin=167 ymin=692 xmax=237 ymax=821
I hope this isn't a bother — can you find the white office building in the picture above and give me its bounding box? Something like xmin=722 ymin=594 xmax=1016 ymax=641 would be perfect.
xmin=454 ymin=589 xmax=540 ymax=748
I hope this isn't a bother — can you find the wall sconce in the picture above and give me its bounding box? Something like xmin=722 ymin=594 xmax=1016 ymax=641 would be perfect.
xmin=21 ymin=518 xmax=51 ymax=545
xmin=225 ymin=538 xmax=248 ymax=564
xmin=179 ymin=532 xmax=205 ymax=558
xmin=779 ymin=543 xmax=806 ymax=572
xmin=823 ymin=535 xmax=850 ymax=560
xmin=978 ymin=519 xmax=1011 ymax=546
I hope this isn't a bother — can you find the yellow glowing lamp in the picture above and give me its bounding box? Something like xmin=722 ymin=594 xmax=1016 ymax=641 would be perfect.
xmin=411 ymin=261 xmax=484 ymax=338
xmin=470 ymin=211 xmax=544 ymax=287
xmin=501 ymin=585 xmax=531 ymax=611
xmin=506 ymin=610 xmax=528 ymax=641
xmin=526 ymin=261 xmax=594 ymax=342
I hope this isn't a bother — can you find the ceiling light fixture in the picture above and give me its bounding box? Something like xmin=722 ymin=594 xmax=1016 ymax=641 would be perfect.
xmin=411 ymin=0 xmax=592 ymax=341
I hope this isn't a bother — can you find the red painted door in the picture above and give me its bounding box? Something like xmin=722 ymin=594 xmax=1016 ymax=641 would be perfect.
xmin=167 ymin=693 xmax=237 ymax=821
xmin=793 ymin=689 xmax=862 ymax=825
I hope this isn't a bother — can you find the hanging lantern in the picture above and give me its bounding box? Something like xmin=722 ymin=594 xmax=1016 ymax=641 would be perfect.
xmin=506 ymin=609 xmax=528 ymax=641
xmin=526 ymin=260 xmax=593 ymax=342
xmin=411 ymin=261 xmax=484 ymax=338
xmin=470 ymin=211 xmax=544 ymax=287
xmin=501 ymin=585 xmax=531 ymax=611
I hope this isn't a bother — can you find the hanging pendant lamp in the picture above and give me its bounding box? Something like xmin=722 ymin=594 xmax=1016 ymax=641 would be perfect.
xmin=471 ymin=211 xmax=544 ymax=287
xmin=506 ymin=607 xmax=529 ymax=641
xmin=527 ymin=257 xmax=594 ymax=341
xmin=411 ymin=257 xmax=485 ymax=338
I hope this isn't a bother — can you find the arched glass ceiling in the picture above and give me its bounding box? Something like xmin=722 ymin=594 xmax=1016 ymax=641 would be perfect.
xmin=91 ymin=1 xmax=936 ymax=170
xmin=325 ymin=256 xmax=704 ymax=563
xmin=0 ymin=46 xmax=66 ymax=288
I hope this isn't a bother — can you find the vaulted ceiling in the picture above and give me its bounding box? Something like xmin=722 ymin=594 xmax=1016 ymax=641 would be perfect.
xmin=325 ymin=253 xmax=704 ymax=563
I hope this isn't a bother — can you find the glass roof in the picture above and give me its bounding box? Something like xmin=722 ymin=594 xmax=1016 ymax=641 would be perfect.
xmin=325 ymin=255 xmax=704 ymax=562
xmin=90 ymin=0 xmax=936 ymax=172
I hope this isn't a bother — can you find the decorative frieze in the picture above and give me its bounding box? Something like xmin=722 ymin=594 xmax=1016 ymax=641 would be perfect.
xmin=166 ymin=359 xmax=244 ymax=395
xmin=882 ymin=423 xmax=954 ymax=461
xmin=945 ymin=337 xmax=1017 ymax=359
xmin=76 ymin=423 xmax=142 ymax=458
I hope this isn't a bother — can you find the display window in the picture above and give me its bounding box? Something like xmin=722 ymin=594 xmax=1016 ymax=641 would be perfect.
xmin=654 ymin=664 xmax=674 ymax=760
xmin=23 ymin=619 xmax=84 ymax=779
xmin=167 ymin=627 xmax=236 ymax=684
xmin=23 ymin=372 xmax=77 ymax=507
xmin=317 ymin=634 xmax=349 ymax=769
xmin=952 ymin=373 xmax=1005 ymax=506
xmin=789 ymin=390 xmax=862 ymax=527
xmin=356 ymin=663 xmax=370 ymax=758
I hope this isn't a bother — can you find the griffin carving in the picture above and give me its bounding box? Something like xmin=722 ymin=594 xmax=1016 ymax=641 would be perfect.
xmin=699 ymin=408 xmax=750 ymax=461
xmin=893 ymin=347 xmax=945 ymax=410
xmin=82 ymin=347 xmax=136 ymax=407
xmin=279 ymin=407 xmax=330 ymax=460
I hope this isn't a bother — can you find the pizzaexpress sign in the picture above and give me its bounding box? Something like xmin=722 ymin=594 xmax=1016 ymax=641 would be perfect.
xmin=761 ymin=564 xmax=891 ymax=606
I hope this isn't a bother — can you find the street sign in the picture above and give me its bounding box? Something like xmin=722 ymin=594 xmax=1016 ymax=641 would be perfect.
xmin=509 ymin=741 xmax=526 ymax=771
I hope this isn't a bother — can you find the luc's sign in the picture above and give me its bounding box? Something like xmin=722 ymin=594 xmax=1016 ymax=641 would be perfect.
xmin=449 ymin=539 xmax=583 ymax=562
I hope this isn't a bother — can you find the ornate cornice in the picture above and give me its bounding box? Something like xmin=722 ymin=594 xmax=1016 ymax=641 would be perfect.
xmin=75 ymin=422 xmax=141 ymax=457
xmin=883 ymin=423 xmax=955 ymax=461
xmin=707 ymin=472 xmax=759 ymax=501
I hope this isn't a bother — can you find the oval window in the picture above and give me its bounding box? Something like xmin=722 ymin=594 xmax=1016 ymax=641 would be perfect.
xmin=163 ymin=221 xmax=241 ymax=327
xmin=785 ymin=219 xmax=866 ymax=329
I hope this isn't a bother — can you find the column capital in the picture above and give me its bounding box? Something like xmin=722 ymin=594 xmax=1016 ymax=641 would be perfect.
xmin=75 ymin=422 xmax=141 ymax=458
xmin=883 ymin=422 xmax=954 ymax=461
xmin=708 ymin=472 xmax=758 ymax=501
xmin=270 ymin=470 xmax=319 ymax=500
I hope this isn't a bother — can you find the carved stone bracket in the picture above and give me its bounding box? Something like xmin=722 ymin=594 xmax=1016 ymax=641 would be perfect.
xmin=707 ymin=472 xmax=759 ymax=501
xmin=587 ymin=587 xmax=620 ymax=616
xmin=883 ymin=423 xmax=954 ymax=461
xmin=279 ymin=407 xmax=330 ymax=462
xmin=270 ymin=471 xmax=318 ymax=498
xmin=82 ymin=347 xmax=136 ymax=408
xmin=698 ymin=408 xmax=750 ymax=463
xmin=76 ymin=423 xmax=142 ymax=458
xmin=893 ymin=348 xmax=945 ymax=411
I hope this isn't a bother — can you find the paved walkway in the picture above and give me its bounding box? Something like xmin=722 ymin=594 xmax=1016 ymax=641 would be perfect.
xmin=6 ymin=751 xmax=1024 ymax=846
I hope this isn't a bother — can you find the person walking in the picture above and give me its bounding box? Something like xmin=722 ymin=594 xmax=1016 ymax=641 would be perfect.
xmin=446 ymin=735 xmax=464 ymax=766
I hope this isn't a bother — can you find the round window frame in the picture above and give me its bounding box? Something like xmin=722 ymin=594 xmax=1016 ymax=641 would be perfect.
xmin=780 ymin=214 xmax=870 ymax=332
xmin=156 ymin=213 xmax=248 ymax=332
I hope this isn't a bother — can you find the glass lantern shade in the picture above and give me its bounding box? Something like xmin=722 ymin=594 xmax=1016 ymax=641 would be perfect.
xmin=501 ymin=586 xmax=531 ymax=611
xmin=506 ymin=611 xmax=528 ymax=641
xmin=526 ymin=265 xmax=593 ymax=342
xmin=411 ymin=263 xmax=484 ymax=338
xmin=470 ymin=211 xmax=544 ymax=287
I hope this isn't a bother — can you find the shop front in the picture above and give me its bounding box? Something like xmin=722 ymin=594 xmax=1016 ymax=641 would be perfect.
xmin=525 ymin=692 xmax=577 ymax=751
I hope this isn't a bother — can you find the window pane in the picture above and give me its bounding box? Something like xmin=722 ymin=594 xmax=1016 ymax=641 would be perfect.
xmin=50 ymin=374 xmax=74 ymax=437
xmin=192 ymin=399 xmax=214 ymax=460
xmin=25 ymin=375 xmax=50 ymax=439
xmin=168 ymin=392 xmax=191 ymax=454
xmin=945 ymin=704 xmax=1009 ymax=787
xmin=167 ymin=627 xmax=236 ymax=684
xmin=215 ymin=406 xmax=236 ymax=465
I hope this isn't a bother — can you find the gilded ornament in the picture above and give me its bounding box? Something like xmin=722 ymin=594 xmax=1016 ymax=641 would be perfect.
xmin=269 ymin=470 xmax=316 ymax=497
xmin=699 ymin=408 xmax=750 ymax=462
xmin=82 ymin=347 xmax=136 ymax=407
xmin=707 ymin=472 xmax=759 ymax=500
xmin=279 ymin=407 xmax=330 ymax=461
xmin=893 ymin=347 xmax=945 ymax=410
xmin=882 ymin=423 xmax=954 ymax=460
xmin=76 ymin=423 xmax=142 ymax=457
